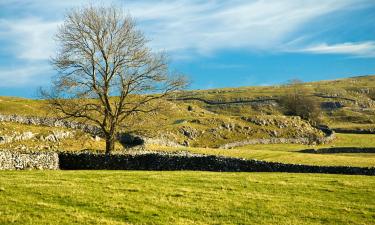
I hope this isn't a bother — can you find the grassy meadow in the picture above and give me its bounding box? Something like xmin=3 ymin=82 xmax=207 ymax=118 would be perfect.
xmin=0 ymin=1 xmax=374 ymax=224
xmin=1 ymin=171 xmax=375 ymax=225
xmin=148 ymin=133 xmax=375 ymax=167
xmin=1 ymin=76 xmax=375 ymax=224
xmin=1 ymin=76 xmax=375 ymax=146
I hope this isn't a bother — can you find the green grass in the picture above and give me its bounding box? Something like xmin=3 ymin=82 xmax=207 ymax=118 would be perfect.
xmin=0 ymin=96 xmax=48 ymax=116
xmin=1 ymin=76 xmax=375 ymax=166
xmin=149 ymin=134 xmax=375 ymax=167
xmin=233 ymin=133 xmax=375 ymax=150
xmin=2 ymin=120 xmax=374 ymax=167
xmin=0 ymin=122 xmax=114 ymax=152
xmin=1 ymin=76 xmax=375 ymax=149
xmin=0 ymin=171 xmax=374 ymax=225
xmin=330 ymin=122 xmax=375 ymax=130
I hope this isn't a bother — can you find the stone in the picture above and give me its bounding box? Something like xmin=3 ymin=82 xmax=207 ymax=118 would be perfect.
xmin=0 ymin=151 xmax=59 ymax=170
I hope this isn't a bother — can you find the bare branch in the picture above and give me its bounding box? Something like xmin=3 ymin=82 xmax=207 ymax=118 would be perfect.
xmin=42 ymin=5 xmax=187 ymax=154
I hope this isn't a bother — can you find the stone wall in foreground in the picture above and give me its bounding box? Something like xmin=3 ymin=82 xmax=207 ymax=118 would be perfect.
xmin=58 ymin=152 xmax=375 ymax=176
xmin=1 ymin=151 xmax=373 ymax=175
xmin=0 ymin=151 xmax=59 ymax=170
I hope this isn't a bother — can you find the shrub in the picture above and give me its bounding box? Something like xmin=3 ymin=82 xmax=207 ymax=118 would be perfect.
xmin=368 ymin=88 xmax=375 ymax=101
xmin=280 ymin=80 xmax=321 ymax=124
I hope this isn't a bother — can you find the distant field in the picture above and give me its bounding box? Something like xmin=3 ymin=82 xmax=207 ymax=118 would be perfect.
xmin=1 ymin=75 xmax=375 ymax=167
xmin=1 ymin=76 xmax=375 ymax=225
xmin=149 ymin=133 xmax=375 ymax=167
xmin=1 ymin=171 xmax=374 ymax=225
xmin=1 ymin=122 xmax=375 ymax=167
xmin=1 ymin=75 xmax=375 ymax=149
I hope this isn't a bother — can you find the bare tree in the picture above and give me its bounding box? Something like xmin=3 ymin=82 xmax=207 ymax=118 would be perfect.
xmin=43 ymin=6 xmax=186 ymax=154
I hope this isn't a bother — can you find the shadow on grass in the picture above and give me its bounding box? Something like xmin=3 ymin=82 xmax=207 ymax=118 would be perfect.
xmin=299 ymin=147 xmax=375 ymax=154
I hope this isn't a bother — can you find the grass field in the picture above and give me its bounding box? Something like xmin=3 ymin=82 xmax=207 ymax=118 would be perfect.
xmin=1 ymin=76 xmax=375 ymax=147
xmin=148 ymin=133 xmax=375 ymax=167
xmin=1 ymin=171 xmax=374 ymax=225
xmin=1 ymin=76 xmax=374 ymax=224
xmin=2 ymin=127 xmax=374 ymax=167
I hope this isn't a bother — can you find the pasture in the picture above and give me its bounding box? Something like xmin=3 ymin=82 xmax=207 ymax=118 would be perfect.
xmin=1 ymin=171 xmax=374 ymax=225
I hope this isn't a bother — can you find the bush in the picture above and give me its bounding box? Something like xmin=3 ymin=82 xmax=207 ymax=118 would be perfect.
xmin=368 ymin=88 xmax=375 ymax=101
xmin=280 ymin=81 xmax=321 ymax=124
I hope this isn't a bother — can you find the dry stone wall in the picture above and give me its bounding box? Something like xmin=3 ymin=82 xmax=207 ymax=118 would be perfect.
xmin=300 ymin=147 xmax=375 ymax=154
xmin=0 ymin=151 xmax=59 ymax=170
xmin=0 ymin=114 xmax=102 ymax=136
xmin=58 ymin=151 xmax=375 ymax=175
xmin=1 ymin=150 xmax=373 ymax=175
xmin=220 ymin=125 xmax=335 ymax=149
xmin=333 ymin=128 xmax=375 ymax=134
xmin=220 ymin=137 xmax=312 ymax=149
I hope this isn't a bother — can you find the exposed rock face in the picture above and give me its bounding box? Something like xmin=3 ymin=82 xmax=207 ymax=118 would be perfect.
xmin=0 ymin=113 xmax=184 ymax=148
xmin=93 ymin=136 xmax=101 ymax=141
xmin=0 ymin=130 xmax=74 ymax=145
xmin=0 ymin=113 xmax=333 ymax=149
xmin=0 ymin=151 xmax=59 ymax=170
xmin=220 ymin=138 xmax=311 ymax=149
xmin=143 ymin=137 xmax=182 ymax=147
xmin=39 ymin=131 xmax=74 ymax=142
xmin=221 ymin=123 xmax=236 ymax=131
xmin=179 ymin=126 xmax=199 ymax=139
xmin=241 ymin=116 xmax=313 ymax=129
xmin=220 ymin=125 xmax=335 ymax=149
xmin=0 ymin=114 xmax=102 ymax=136
xmin=0 ymin=132 xmax=36 ymax=144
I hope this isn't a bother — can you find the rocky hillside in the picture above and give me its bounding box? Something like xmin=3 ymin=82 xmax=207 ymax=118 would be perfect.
xmin=0 ymin=75 xmax=374 ymax=150
xmin=172 ymin=75 xmax=375 ymax=128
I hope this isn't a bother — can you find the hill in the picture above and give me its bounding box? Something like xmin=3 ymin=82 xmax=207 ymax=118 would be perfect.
xmin=0 ymin=75 xmax=375 ymax=163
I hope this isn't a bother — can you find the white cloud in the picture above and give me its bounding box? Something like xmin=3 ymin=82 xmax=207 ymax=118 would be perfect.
xmin=0 ymin=0 xmax=374 ymax=88
xmin=0 ymin=64 xmax=52 ymax=87
xmin=2 ymin=0 xmax=370 ymax=60
xmin=0 ymin=18 xmax=61 ymax=60
xmin=124 ymin=0 xmax=368 ymax=55
xmin=298 ymin=42 xmax=375 ymax=57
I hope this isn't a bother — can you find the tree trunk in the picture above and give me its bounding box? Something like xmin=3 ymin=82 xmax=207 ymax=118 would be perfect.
xmin=105 ymin=135 xmax=115 ymax=155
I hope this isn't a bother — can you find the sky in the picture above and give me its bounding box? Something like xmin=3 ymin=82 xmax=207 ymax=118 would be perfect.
xmin=0 ymin=0 xmax=375 ymax=98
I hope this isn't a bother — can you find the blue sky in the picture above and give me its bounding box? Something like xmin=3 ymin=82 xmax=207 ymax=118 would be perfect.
xmin=0 ymin=0 xmax=375 ymax=98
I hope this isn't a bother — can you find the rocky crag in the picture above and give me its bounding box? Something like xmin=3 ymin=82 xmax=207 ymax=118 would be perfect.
xmin=0 ymin=113 xmax=333 ymax=149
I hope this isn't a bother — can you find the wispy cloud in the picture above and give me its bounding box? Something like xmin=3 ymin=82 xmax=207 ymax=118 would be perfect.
xmin=297 ymin=42 xmax=375 ymax=57
xmin=127 ymin=0 xmax=367 ymax=55
xmin=0 ymin=0 xmax=374 ymax=88
xmin=2 ymin=0 xmax=371 ymax=60
xmin=0 ymin=64 xmax=52 ymax=87
xmin=0 ymin=18 xmax=61 ymax=60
